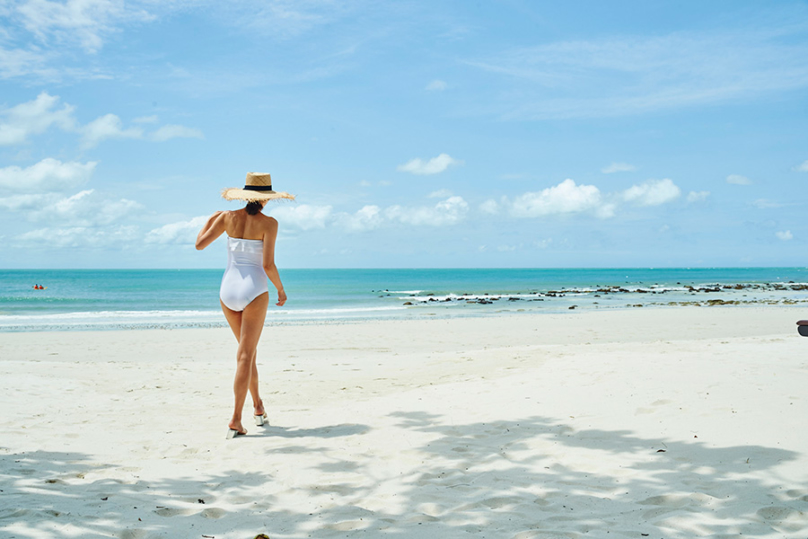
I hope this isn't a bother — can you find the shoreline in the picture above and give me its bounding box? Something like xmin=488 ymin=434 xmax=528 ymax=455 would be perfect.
xmin=1 ymin=299 xmax=807 ymax=333
xmin=2 ymin=306 xmax=807 ymax=538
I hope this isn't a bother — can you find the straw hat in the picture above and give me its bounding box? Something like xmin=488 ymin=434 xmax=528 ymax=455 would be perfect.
xmin=221 ymin=172 xmax=295 ymax=202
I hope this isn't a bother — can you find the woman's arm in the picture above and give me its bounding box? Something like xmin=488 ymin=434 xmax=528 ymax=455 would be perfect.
xmin=195 ymin=211 xmax=227 ymax=250
xmin=262 ymin=217 xmax=286 ymax=306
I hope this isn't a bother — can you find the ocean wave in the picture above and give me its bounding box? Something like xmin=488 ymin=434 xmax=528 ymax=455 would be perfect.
xmin=0 ymin=305 xmax=408 ymax=330
xmin=0 ymin=309 xmax=221 ymax=322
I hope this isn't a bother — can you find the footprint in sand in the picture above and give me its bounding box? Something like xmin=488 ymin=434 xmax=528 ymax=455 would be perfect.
xmin=473 ymin=496 xmax=526 ymax=510
xmin=757 ymin=506 xmax=798 ymax=520
xmin=512 ymin=531 xmax=581 ymax=539
xmin=638 ymin=494 xmax=690 ymax=508
xmin=200 ymin=507 xmax=226 ymax=519
xmin=117 ymin=530 xmax=148 ymax=539
xmin=154 ymin=507 xmax=196 ymax=517
xmin=324 ymin=520 xmax=370 ymax=531
xmin=417 ymin=503 xmax=443 ymax=517
xmin=638 ymin=494 xmax=690 ymax=520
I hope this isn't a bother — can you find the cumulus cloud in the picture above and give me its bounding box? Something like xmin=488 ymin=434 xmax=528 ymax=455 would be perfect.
xmin=337 ymin=205 xmax=383 ymax=232
xmin=385 ymin=196 xmax=469 ymax=226
xmin=776 ymin=230 xmax=793 ymax=241
xmin=687 ymin=191 xmax=710 ymax=203
xmin=150 ymin=124 xmax=204 ymax=142
xmin=272 ymin=204 xmax=333 ymax=230
xmin=17 ymin=225 xmax=140 ymax=248
xmin=0 ymin=158 xmax=96 ymax=192
xmin=43 ymin=189 xmax=141 ymax=226
xmin=397 ymin=153 xmax=463 ymax=175
xmin=623 ymin=178 xmax=681 ymax=206
xmin=0 ymin=93 xmax=203 ymax=148
xmin=428 ymin=189 xmax=452 ymax=198
xmin=0 ymin=92 xmax=75 ymax=145
xmin=601 ymin=162 xmax=636 ymax=174
xmin=425 ymin=79 xmax=447 ymax=91
xmin=145 ymin=215 xmax=207 ymax=245
xmin=0 ymin=193 xmax=61 ymax=211
xmin=510 ymin=179 xmax=606 ymax=218
xmin=80 ymin=114 xmax=143 ymax=148
xmin=795 ymin=160 xmax=808 ymax=172
xmin=726 ymin=174 xmax=752 ymax=185
xmin=480 ymin=199 xmax=500 ymax=215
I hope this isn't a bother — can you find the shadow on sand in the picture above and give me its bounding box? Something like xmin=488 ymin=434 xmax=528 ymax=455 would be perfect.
xmin=2 ymin=412 xmax=806 ymax=538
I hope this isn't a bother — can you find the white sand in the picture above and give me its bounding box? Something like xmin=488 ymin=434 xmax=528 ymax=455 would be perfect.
xmin=1 ymin=307 xmax=807 ymax=538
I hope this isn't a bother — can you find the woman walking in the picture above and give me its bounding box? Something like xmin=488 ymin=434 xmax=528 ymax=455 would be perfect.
xmin=196 ymin=172 xmax=294 ymax=438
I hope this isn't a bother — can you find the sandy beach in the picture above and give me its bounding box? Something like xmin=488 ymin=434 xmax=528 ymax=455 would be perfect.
xmin=1 ymin=306 xmax=807 ymax=538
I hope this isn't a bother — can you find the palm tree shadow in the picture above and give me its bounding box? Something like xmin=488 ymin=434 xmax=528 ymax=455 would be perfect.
xmin=256 ymin=423 xmax=370 ymax=439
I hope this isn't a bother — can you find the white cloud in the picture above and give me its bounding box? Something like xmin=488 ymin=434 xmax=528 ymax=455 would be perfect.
xmin=17 ymin=225 xmax=139 ymax=248
xmin=0 ymin=46 xmax=54 ymax=79
xmin=595 ymin=203 xmax=617 ymax=219
xmin=726 ymin=174 xmax=752 ymax=185
xmin=337 ymin=205 xmax=383 ymax=232
xmin=0 ymin=158 xmax=96 ymax=192
xmin=0 ymin=92 xmax=75 ymax=145
xmin=795 ymin=160 xmax=808 ymax=172
xmin=145 ymin=215 xmax=207 ymax=245
xmin=533 ymin=238 xmax=552 ymax=249
xmin=15 ymin=0 xmax=154 ymax=53
xmin=752 ymin=198 xmax=784 ymax=209
xmin=480 ymin=199 xmax=500 ymax=215
xmin=623 ymin=179 xmax=681 ymax=206
xmin=397 ymin=153 xmax=463 ymax=175
xmin=601 ymin=162 xmax=636 ymax=174
xmin=776 ymin=230 xmax=793 ymax=241
xmin=43 ymin=189 xmax=141 ymax=226
xmin=80 ymin=114 xmax=143 ymax=148
xmin=1 ymin=188 xmax=140 ymax=226
xmin=510 ymin=179 xmax=606 ymax=218
xmin=386 ymin=196 xmax=469 ymax=226
xmin=0 ymin=193 xmax=61 ymax=211
xmin=150 ymin=124 xmax=204 ymax=142
xmin=428 ymin=189 xmax=452 ymax=198
xmin=687 ymin=190 xmax=710 ymax=203
xmin=272 ymin=204 xmax=333 ymax=230
xmin=425 ymin=79 xmax=447 ymax=91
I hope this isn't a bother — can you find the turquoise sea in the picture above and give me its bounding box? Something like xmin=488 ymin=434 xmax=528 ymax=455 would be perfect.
xmin=1 ymin=268 xmax=807 ymax=331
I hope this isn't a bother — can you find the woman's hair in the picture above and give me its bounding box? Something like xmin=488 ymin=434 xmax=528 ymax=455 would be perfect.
xmin=245 ymin=201 xmax=263 ymax=215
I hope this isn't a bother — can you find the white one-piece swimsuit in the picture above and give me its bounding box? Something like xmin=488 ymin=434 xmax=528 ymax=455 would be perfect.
xmin=219 ymin=237 xmax=269 ymax=312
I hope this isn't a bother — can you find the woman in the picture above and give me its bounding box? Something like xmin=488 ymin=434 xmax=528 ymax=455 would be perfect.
xmin=196 ymin=172 xmax=295 ymax=438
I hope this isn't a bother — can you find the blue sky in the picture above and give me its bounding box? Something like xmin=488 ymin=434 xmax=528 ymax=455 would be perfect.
xmin=1 ymin=0 xmax=807 ymax=269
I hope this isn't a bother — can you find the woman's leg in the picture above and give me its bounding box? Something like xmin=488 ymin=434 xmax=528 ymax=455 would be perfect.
xmin=249 ymin=350 xmax=265 ymax=417
xmin=221 ymin=300 xmax=267 ymax=422
xmin=221 ymin=293 xmax=268 ymax=433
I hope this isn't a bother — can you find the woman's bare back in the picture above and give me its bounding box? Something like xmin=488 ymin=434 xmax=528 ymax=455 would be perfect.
xmin=224 ymin=209 xmax=277 ymax=241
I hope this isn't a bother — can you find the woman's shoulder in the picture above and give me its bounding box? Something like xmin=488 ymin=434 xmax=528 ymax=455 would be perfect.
xmin=258 ymin=213 xmax=278 ymax=226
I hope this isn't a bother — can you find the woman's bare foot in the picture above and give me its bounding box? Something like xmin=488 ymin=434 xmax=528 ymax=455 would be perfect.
xmin=253 ymin=399 xmax=265 ymax=417
xmin=228 ymin=420 xmax=246 ymax=435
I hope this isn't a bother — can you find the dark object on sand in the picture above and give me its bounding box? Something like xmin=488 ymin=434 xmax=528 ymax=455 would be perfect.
xmin=798 ymin=320 xmax=808 ymax=337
